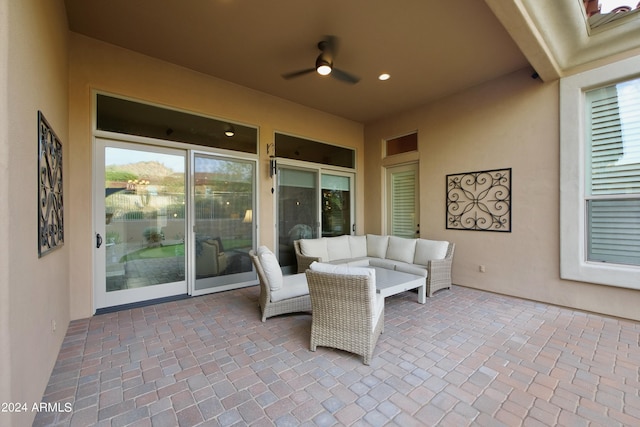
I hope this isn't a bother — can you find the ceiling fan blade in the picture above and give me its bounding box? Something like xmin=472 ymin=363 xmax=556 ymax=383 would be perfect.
xmin=281 ymin=68 xmax=316 ymax=80
xmin=331 ymin=68 xmax=360 ymax=84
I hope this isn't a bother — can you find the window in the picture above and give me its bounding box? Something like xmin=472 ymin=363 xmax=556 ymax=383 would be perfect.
xmin=97 ymin=94 xmax=258 ymax=154
xmin=386 ymin=133 xmax=417 ymax=156
xmin=560 ymin=56 xmax=640 ymax=289
xmin=274 ymin=133 xmax=355 ymax=168
xmin=585 ymin=80 xmax=640 ymax=266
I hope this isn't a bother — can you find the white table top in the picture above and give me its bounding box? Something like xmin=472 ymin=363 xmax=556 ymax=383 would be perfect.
xmin=369 ymin=266 xmax=426 ymax=303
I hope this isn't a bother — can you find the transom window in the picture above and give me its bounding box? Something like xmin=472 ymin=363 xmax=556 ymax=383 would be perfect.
xmin=96 ymin=94 xmax=257 ymax=154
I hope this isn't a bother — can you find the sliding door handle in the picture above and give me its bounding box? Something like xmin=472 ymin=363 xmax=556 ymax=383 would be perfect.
xmin=96 ymin=233 xmax=103 ymax=249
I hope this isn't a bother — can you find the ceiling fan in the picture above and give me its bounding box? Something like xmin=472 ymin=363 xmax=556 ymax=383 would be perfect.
xmin=282 ymin=36 xmax=361 ymax=84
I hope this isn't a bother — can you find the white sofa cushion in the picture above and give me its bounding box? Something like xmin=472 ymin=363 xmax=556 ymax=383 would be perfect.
xmin=343 ymin=258 xmax=371 ymax=267
xmin=369 ymin=258 xmax=397 ymax=270
xmin=299 ymin=238 xmax=329 ymax=261
xmin=309 ymin=261 xmax=374 ymax=278
xmin=349 ymin=235 xmax=368 ymax=258
xmin=414 ymin=239 xmax=449 ymax=265
xmin=395 ymin=263 xmax=428 ymax=277
xmin=326 ymin=235 xmax=351 ymax=261
xmin=257 ymin=246 xmax=283 ymax=291
xmin=271 ymin=273 xmax=309 ymax=302
xmin=386 ymin=236 xmax=417 ymax=264
xmin=366 ymin=234 xmax=389 ymax=258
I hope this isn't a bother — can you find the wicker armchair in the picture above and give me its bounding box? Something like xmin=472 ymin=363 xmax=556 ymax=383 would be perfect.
xmin=250 ymin=248 xmax=311 ymax=322
xmin=305 ymin=265 xmax=384 ymax=365
xmin=426 ymin=242 xmax=455 ymax=297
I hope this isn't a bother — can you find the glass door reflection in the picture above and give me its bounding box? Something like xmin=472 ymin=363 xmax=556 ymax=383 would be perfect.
xmin=193 ymin=154 xmax=256 ymax=293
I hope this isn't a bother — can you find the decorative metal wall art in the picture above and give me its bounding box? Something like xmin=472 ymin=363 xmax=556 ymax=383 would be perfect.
xmin=38 ymin=111 xmax=64 ymax=256
xmin=446 ymin=168 xmax=511 ymax=232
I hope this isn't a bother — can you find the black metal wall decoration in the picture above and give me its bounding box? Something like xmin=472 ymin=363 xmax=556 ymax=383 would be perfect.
xmin=446 ymin=168 xmax=511 ymax=232
xmin=38 ymin=111 xmax=64 ymax=256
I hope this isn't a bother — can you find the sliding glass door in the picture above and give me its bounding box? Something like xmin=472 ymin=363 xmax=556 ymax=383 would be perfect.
xmin=322 ymin=173 xmax=352 ymax=237
xmin=94 ymin=141 xmax=257 ymax=309
xmin=277 ymin=167 xmax=319 ymax=272
xmin=193 ymin=153 xmax=256 ymax=294
xmin=277 ymin=164 xmax=354 ymax=272
xmin=95 ymin=139 xmax=188 ymax=309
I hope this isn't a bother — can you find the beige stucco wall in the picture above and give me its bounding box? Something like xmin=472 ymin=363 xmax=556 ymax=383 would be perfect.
xmin=0 ymin=0 xmax=69 ymax=426
xmin=364 ymin=67 xmax=640 ymax=321
xmin=68 ymin=33 xmax=364 ymax=319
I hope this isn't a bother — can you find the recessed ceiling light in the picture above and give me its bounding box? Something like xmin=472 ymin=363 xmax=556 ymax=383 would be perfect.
xmin=378 ymin=73 xmax=391 ymax=81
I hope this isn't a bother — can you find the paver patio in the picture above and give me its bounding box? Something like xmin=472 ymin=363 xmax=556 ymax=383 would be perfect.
xmin=34 ymin=284 xmax=640 ymax=426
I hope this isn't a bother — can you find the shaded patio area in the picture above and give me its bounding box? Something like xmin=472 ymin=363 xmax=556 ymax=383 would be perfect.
xmin=35 ymin=285 xmax=640 ymax=426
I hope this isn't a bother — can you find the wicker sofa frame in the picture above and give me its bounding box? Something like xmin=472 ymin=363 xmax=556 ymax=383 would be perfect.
xmin=294 ymin=238 xmax=455 ymax=297
xmin=249 ymin=250 xmax=311 ymax=322
xmin=305 ymin=269 xmax=384 ymax=365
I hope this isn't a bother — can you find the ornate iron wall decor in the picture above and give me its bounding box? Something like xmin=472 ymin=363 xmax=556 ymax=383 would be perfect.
xmin=446 ymin=168 xmax=511 ymax=232
xmin=38 ymin=111 xmax=64 ymax=256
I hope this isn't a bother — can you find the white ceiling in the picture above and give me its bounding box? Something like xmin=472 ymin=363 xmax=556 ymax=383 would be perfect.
xmin=63 ymin=0 xmax=640 ymax=123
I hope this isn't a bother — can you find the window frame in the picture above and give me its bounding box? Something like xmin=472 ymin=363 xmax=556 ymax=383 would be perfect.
xmin=560 ymin=55 xmax=640 ymax=289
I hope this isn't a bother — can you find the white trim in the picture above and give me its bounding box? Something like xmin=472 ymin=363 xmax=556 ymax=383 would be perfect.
xmin=560 ymin=55 xmax=640 ymax=289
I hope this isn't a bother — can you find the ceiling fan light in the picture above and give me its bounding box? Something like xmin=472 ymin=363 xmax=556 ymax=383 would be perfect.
xmin=317 ymin=64 xmax=332 ymax=76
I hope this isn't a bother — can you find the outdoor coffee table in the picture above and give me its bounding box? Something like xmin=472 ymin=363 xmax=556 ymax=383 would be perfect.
xmin=370 ymin=266 xmax=427 ymax=304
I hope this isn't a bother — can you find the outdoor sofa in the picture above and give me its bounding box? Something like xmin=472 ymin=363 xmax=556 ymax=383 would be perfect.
xmin=294 ymin=234 xmax=455 ymax=297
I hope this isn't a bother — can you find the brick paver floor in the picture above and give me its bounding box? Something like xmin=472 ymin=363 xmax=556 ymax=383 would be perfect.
xmin=34 ymin=285 xmax=640 ymax=426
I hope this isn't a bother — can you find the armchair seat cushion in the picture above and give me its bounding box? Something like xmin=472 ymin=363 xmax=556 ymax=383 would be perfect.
xmin=327 ymin=256 xmax=371 ymax=267
xmin=250 ymin=248 xmax=311 ymax=322
xmin=271 ymin=273 xmax=309 ymax=302
xmin=308 ymin=261 xmax=374 ymax=277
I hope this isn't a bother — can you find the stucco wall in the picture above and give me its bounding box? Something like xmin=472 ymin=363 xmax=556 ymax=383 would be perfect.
xmin=68 ymin=33 xmax=364 ymax=319
xmin=0 ymin=0 xmax=69 ymax=426
xmin=364 ymin=68 xmax=640 ymax=321
xmin=0 ymin=0 xmax=10 ymax=418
